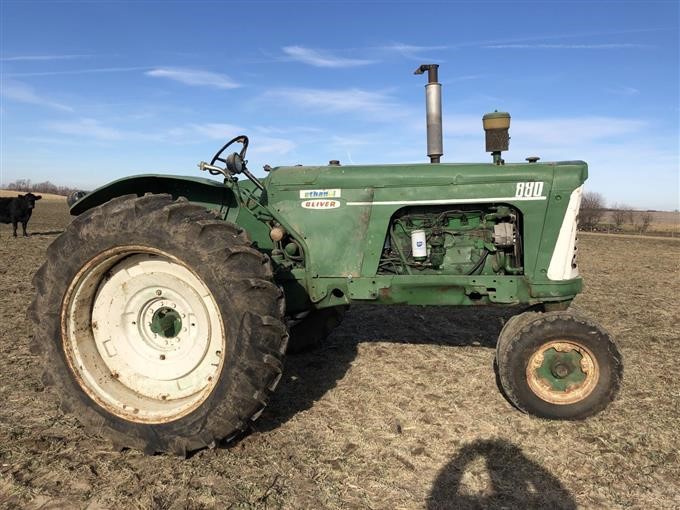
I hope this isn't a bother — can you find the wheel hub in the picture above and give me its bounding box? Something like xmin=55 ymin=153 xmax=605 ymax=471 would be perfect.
xmin=150 ymin=306 xmax=182 ymax=339
xmin=62 ymin=248 xmax=226 ymax=423
xmin=526 ymin=340 xmax=599 ymax=405
xmin=538 ymin=348 xmax=586 ymax=390
xmin=138 ymin=297 xmax=185 ymax=353
xmin=551 ymin=362 xmax=572 ymax=379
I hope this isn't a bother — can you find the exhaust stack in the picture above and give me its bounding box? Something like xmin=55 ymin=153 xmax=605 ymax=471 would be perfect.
xmin=414 ymin=64 xmax=443 ymax=164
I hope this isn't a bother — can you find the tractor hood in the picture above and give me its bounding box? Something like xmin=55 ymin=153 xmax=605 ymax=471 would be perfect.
xmin=265 ymin=161 xmax=588 ymax=194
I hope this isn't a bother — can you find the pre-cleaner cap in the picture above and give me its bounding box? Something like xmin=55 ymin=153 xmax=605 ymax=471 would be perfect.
xmin=482 ymin=111 xmax=511 ymax=131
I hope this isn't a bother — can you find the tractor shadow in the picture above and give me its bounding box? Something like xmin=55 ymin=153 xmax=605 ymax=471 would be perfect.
xmin=427 ymin=438 xmax=576 ymax=510
xmin=255 ymin=304 xmax=522 ymax=434
xmin=0 ymin=230 xmax=64 ymax=237
xmin=28 ymin=230 xmax=65 ymax=236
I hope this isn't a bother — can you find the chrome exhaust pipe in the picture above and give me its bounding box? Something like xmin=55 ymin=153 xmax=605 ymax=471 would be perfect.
xmin=414 ymin=64 xmax=443 ymax=164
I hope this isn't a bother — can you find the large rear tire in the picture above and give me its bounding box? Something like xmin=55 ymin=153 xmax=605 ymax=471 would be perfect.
xmin=495 ymin=311 xmax=622 ymax=420
xmin=30 ymin=194 xmax=288 ymax=455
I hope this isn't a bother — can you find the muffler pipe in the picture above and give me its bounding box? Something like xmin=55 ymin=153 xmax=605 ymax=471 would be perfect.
xmin=414 ymin=64 xmax=443 ymax=164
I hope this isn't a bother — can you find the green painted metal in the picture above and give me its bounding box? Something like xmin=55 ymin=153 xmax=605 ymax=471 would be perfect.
xmin=150 ymin=307 xmax=182 ymax=338
xmin=70 ymin=175 xmax=234 ymax=215
xmin=534 ymin=348 xmax=586 ymax=391
xmin=70 ymin=174 xmax=274 ymax=254
xmin=71 ymin=159 xmax=587 ymax=315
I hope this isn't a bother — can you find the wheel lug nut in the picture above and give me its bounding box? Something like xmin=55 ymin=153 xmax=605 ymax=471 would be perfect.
xmin=156 ymin=289 xmax=162 ymax=296
xmin=160 ymin=354 xmax=166 ymax=360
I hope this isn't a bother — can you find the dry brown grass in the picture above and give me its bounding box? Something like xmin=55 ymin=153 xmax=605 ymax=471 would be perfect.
xmin=1 ymin=201 xmax=679 ymax=509
xmin=0 ymin=190 xmax=67 ymax=202
xmin=599 ymin=210 xmax=679 ymax=235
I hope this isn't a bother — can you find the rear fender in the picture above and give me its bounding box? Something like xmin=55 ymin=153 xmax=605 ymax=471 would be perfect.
xmin=70 ymin=174 xmax=235 ymax=215
xmin=70 ymin=173 xmax=276 ymax=259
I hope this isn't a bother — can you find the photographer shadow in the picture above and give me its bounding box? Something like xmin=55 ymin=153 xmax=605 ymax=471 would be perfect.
xmin=427 ymin=439 xmax=576 ymax=510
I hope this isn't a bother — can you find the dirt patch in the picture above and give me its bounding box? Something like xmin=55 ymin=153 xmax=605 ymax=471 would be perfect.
xmin=1 ymin=202 xmax=679 ymax=509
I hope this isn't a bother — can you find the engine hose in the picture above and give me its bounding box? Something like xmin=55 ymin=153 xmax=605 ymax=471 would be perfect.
xmin=467 ymin=249 xmax=489 ymax=275
xmin=390 ymin=228 xmax=413 ymax=275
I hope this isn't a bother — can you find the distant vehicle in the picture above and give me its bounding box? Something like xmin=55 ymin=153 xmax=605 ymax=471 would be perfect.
xmin=66 ymin=190 xmax=88 ymax=207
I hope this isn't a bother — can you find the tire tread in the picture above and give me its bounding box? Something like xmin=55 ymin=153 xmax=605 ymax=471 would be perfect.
xmin=30 ymin=194 xmax=288 ymax=455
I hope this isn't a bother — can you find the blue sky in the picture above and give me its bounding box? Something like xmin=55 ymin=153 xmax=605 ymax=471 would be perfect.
xmin=1 ymin=0 xmax=678 ymax=210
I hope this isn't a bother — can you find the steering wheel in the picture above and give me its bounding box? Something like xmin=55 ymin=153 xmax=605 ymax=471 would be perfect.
xmin=208 ymin=135 xmax=249 ymax=176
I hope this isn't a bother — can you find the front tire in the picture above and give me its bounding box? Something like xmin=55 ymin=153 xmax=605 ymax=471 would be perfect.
xmin=30 ymin=194 xmax=288 ymax=455
xmin=495 ymin=311 xmax=622 ymax=420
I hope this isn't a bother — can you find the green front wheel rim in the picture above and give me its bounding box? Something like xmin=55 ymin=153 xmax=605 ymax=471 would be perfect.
xmin=526 ymin=340 xmax=600 ymax=405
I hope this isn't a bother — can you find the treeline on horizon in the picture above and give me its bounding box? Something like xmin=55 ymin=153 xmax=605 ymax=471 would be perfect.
xmin=580 ymin=191 xmax=679 ymax=234
xmin=1 ymin=179 xmax=676 ymax=221
xmin=2 ymin=179 xmax=80 ymax=197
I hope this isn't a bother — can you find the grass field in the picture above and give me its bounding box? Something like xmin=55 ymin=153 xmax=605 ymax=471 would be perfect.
xmin=1 ymin=199 xmax=678 ymax=509
xmin=0 ymin=190 xmax=68 ymax=201
xmin=597 ymin=210 xmax=679 ymax=235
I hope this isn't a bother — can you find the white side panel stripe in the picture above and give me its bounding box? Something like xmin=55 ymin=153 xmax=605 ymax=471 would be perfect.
xmin=347 ymin=196 xmax=547 ymax=206
xmin=547 ymin=186 xmax=582 ymax=280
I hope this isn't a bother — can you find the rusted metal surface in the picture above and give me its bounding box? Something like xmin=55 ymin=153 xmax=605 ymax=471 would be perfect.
xmin=526 ymin=340 xmax=599 ymax=405
xmin=60 ymin=245 xmax=226 ymax=424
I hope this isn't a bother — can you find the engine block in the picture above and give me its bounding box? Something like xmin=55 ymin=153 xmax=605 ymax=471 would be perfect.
xmin=378 ymin=205 xmax=523 ymax=276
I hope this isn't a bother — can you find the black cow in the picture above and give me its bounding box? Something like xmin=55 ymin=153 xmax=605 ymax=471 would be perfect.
xmin=0 ymin=193 xmax=42 ymax=237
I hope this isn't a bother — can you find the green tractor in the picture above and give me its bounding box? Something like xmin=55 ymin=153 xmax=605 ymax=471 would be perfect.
xmin=30 ymin=65 xmax=622 ymax=455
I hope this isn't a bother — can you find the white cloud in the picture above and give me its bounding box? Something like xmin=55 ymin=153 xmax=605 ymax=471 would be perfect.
xmin=444 ymin=74 xmax=485 ymax=84
xmin=14 ymin=135 xmax=82 ymax=146
xmin=329 ymin=135 xmax=372 ymax=147
xmin=185 ymin=125 xmax=295 ymax=154
xmin=477 ymin=28 xmax=664 ymax=48
xmin=409 ymin=113 xmax=652 ymax=161
xmin=433 ymin=115 xmax=649 ymax=154
xmin=607 ymin=86 xmax=640 ymax=96
xmin=187 ymin=123 xmax=244 ymax=140
xmin=484 ymin=43 xmax=651 ymax=49
xmin=46 ymin=118 xmax=122 ymax=140
xmin=442 ymin=115 xmax=486 ymax=137
xmin=381 ymin=43 xmax=448 ymax=60
xmin=256 ymin=137 xmax=296 ymax=154
xmin=282 ymin=46 xmax=375 ymax=67
xmin=264 ymin=87 xmax=406 ymax=120
xmin=0 ymin=54 xmax=93 ymax=61
xmin=511 ymin=116 xmax=646 ymax=145
xmin=39 ymin=119 xmax=296 ymax=156
xmin=146 ymin=68 xmax=239 ymax=89
xmin=8 ymin=67 xmax=148 ymax=77
xmin=1 ymin=81 xmax=73 ymax=112
xmin=254 ymin=125 xmax=323 ymax=135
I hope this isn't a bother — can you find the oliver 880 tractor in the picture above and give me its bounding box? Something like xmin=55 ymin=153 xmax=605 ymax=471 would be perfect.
xmin=31 ymin=65 xmax=622 ymax=455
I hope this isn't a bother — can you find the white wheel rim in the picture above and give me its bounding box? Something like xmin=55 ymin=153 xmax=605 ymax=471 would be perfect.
xmin=61 ymin=247 xmax=225 ymax=423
